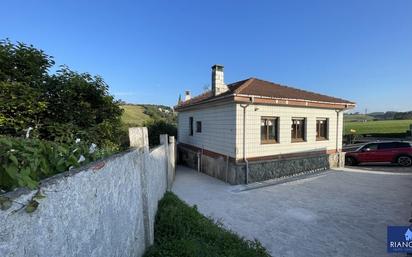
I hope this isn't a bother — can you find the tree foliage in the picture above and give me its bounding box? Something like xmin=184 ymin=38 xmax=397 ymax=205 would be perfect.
xmin=0 ymin=39 xmax=53 ymax=87
xmin=0 ymin=39 xmax=126 ymax=148
xmin=145 ymin=120 xmax=177 ymax=147
xmin=0 ymin=82 xmax=47 ymax=135
xmin=394 ymin=111 xmax=412 ymax=120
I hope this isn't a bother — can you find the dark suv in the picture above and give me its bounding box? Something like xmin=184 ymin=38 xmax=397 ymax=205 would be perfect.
xmin=345 ymin=141 xmax=412 ymax=167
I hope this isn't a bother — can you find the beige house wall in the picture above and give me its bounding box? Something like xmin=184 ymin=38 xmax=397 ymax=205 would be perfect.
xmin=235 ymin=104 xmax=344 ymax=159
xmin=177 ymin=103 xmax=236 ymax=158
xmin=177 ymin=103 xmax=344 ymax=161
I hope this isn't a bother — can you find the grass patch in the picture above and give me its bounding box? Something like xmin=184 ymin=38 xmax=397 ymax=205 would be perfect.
xmin=344 ymin=119 xmax=412 ymax=135
xmin=120 ymin=105 xmax=152 ymax=127
xmin=144 ymin=192 xmax=270 ymax=257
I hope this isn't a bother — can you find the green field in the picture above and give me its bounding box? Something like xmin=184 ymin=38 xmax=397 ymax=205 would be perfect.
xmin=344 ymin=119 xmax=412 ymax=135
xmin=120 ymin=105 xmax=152 ymax=126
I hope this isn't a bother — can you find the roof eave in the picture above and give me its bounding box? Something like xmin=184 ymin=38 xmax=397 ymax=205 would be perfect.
xmin=175 ymin=93 xmax=236 ymax=111
xmin=234 ymin=93 xmax=355 ymax=109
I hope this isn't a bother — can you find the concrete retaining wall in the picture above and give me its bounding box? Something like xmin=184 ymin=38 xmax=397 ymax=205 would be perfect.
xmin=0 ymin=128 xmax=175 ymax=257
xmin=178 ymin=145 xmax=344 ymax=184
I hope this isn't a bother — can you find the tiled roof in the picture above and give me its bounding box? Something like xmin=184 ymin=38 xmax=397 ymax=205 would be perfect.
xmin=177 ymin=77 xmax=354 ymax=108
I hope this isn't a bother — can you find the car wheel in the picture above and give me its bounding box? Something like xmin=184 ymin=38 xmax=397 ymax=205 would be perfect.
xmin=397 ymin=156 xmax=412 ymax=167
xmin=345 ymin=156 xmax=357 ymax=166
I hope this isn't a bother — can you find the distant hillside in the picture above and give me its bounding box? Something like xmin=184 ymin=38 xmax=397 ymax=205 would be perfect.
xmin=345 ymin=111 xmax=412 ymax=122
xmin=121 ymin=104 xmax=176 ymax=127
xmin=385 ymin=111 xmax=412 ymax=120
xmin=344 ymin=114 xmax=375 ymax=122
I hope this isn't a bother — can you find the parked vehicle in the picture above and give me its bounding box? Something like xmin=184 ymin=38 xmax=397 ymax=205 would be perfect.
xmin=345 ymin=141 xmax=412 ymax=167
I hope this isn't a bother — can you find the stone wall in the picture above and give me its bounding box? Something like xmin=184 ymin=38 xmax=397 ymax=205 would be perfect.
xmin=178 ymin=144 xmax=344 ymax=185
xmin=178 ymin=144 xmax=199 ymax=171
xmin=0 ymin=128 xmax=175 ymax=257
xmin=237 ymin=154 xmax=330 ymax=184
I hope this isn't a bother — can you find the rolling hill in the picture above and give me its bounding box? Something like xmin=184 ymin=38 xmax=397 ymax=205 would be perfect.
xmin=121 ymin=104 xmax=176 ymax=127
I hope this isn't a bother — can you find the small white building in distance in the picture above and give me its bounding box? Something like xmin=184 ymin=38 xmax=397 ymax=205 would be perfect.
xmin=175 ymin=65 xmax=355 ymax=184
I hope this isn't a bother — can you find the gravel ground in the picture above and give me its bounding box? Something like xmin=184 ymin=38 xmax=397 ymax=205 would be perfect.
xmin=172 ymin=165 xmax=412 ymax=257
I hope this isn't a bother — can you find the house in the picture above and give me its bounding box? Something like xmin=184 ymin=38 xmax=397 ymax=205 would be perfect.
xmin=175 ymin=65 xmax=355 ymax=184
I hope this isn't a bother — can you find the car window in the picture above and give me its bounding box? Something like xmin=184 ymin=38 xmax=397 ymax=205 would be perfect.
xmin=362 ymin=143 xmax=378 ymax=151
xmin=378 ymin=143 xmax=397 ymax=150
xmin=396 ymin=142 xmax=411 ymax=148
xmin=378 ymin=142 xmax=411 ymax=149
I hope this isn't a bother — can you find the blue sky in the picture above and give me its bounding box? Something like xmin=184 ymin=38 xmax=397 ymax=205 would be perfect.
xmin=1 ymin=0 xmax=411 ymax=112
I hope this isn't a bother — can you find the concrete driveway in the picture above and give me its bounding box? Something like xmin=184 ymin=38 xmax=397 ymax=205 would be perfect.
xmin=347 ymin=163 xmax=412 ymax=173
xmin=172 ymin=166 xmax=412 ymax=257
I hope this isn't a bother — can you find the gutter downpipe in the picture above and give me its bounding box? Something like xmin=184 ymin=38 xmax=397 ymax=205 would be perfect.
xmin=336 ymin=109 xmax=343 ymax=167
xmin=197 ymin=151 xmax=201 ymax=172
xmin=240 ymin=98 xmax=253 ymax=184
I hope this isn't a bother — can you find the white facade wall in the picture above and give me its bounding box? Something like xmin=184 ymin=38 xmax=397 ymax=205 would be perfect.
xmin=177 ymin=103 xmax=236 ymax=158
xmin=235 ymin=104 xmax=344 ymax=159
xmin=177 ymin=103 xmax=344 ymax=161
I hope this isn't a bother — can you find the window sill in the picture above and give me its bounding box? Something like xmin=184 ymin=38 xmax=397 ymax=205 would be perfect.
xmin=316 ymin=137 xmax=328 ymax=141
xmin=291 ymin=139 xmax=306 ymax=143
xmin=261 ymin=140 xmax=278 ymax=145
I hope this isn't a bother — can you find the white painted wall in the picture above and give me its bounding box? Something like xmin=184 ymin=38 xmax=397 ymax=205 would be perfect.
xmin=235 ymin=104 xmax=343 ymax=159
xmin=0 ymin=132 xmax=175 ymax=257
xmin=177 ymin=103 xmax=236 ymax=157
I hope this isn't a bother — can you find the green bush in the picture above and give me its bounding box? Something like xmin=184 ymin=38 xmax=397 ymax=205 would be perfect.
xmin=145 ymin=120 xmax=177 ymax=147
xmin=144 ymin=192 xmax=270 ymax=257
xmin=0 ymin=136 xmax=115 ymax=192
xmin=0 ymin=39 xmax=126 ymax=148
xmin=0 ymin=81 xmax=47 ymax=136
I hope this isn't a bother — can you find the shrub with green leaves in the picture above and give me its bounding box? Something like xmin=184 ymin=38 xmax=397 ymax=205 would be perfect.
xmin=0 ymin=136 xmax=115 ymax=192
xmin=0 ymin=81 xmax=47 ymax=136
xmin=0 ymin=39 xmax=126 ymax=149
xmin=144 ymin=192 xmax=270 ymax=257
xmin=145 ymin=120 xmax=177 ymax=147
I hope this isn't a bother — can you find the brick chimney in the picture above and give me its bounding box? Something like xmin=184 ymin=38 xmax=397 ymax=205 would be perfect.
xmin=184 ymin=90 xmax=191 ymax=101
xmin=211 ymin=64 xmax=228 ymax=96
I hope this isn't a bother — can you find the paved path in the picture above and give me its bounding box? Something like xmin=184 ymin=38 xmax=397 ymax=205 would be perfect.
xmin=172 ymin=165 xmax=412 ymax=257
